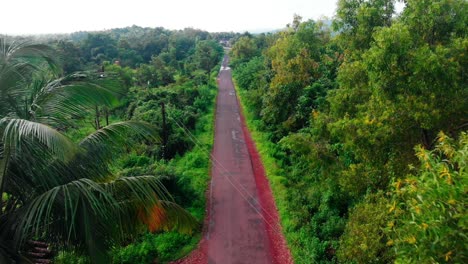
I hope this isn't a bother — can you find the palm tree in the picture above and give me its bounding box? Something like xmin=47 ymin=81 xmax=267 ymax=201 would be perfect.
xmin=0 ymin=39 xmax=196 ymax=263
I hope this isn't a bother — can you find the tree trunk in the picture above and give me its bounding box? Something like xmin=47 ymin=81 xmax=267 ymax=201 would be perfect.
xmin=160 ymin=102 xmax=168 ymax=160
xmin=95 ymin=106 xmax=100 ymax=130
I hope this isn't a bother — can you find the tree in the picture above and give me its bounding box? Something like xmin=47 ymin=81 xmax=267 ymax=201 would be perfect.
xmin=229 ymin=36 xmax=259 ymax=66
xmin=401 ymin=0 xmax=467 ymax=46
xmin=0 ymin=39 xmax=196 ymax=263
xmin=55 ymin=40 xmax=84 ymax=74
xmin=82 ymin=33 xmax=119 ymax=64
xmin=333 ymin=0 xmax=395 ymax=55
xmin=261 ymin=19 xmax=325 ymax=137
xmin=192 ymin=40 xmax=223 ymax=73
xmin=328 ymin=0 xmax=468 ymax=197
xmin=337 ymin=193 xmax=394 ymax=263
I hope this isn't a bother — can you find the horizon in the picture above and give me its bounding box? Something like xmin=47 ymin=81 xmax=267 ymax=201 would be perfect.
xmin=0 ymin=24 xmax=285 ymax=38
xmin=1 ymin=0 xmax=339 ymax=35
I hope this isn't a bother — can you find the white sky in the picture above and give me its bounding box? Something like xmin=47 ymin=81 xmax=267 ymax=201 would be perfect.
xmin=1 ymin=0 xmax=340 ymax=35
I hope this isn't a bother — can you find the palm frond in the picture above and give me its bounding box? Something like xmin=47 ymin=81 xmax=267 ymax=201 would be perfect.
xmin=0 ymin=37 xmax=196 ymax=262
xmin=80 ymin=120 xmax=158 ymax=148
xmin=0 ymin=118 xmax=78 ymax=199
xmin=0 ymin=118 xmax=76 ymax=161
xmin=149 ymin=201 xmax=199 ymax=235
xmin=103 ymin=176 xmax=198 ymax=235
xmin=26 ymin=72 xmax=123 ymax=125
xmin=0 ymin=38 xmax=60 ymax=118
xmin=13 ymin=178 xmax=117 ymax=244
xmin=8 ymin=175 xmax=197 ymax=260
xmin=104 ymin=175 xmax=172 ymax=204
xmin=0 ymin=39 xmax=60 ymax=74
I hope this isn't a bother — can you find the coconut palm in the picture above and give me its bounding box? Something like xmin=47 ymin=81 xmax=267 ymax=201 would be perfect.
xmin=0 ymin=39 xmax=196 ymax=263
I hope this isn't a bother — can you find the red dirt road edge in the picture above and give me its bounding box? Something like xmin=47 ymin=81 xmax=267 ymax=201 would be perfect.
xmin=238 ymin=98 xmax=294 ymax=264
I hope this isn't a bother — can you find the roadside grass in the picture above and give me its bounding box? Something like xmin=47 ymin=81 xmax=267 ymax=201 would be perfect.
xmin=170 ymin=100 xmax=215 ymax=221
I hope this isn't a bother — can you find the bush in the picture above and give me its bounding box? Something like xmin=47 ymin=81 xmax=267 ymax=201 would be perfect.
xmin=337 ymin=193 xmax=394 ymax=263
xmin=113 ymin=232 xmax=193 ymax=264
xmin=388 ymin=132 xmax=468 ymax=263
xmin=55 ymin=252 xmax=89 ymax=264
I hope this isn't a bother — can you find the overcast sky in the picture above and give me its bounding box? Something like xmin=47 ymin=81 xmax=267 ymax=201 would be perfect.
xmin=1 ymin=0 xmax=341 ymax=35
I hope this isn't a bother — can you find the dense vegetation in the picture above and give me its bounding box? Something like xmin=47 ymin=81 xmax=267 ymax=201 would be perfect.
xmin=231 ymin=0 xmax=467 ymax=263
xmin=2 ymin=0 xmax=467 ymax=263
xmin=1 ymin=26 xmax=224 ymax=263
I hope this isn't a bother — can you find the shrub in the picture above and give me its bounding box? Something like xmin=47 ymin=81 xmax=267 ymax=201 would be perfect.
xmin=113 ymin=232 xmax=193 ymax=264
xmin=388 ymin=132 xmax=468 ymax=263
xmin=337 ymin=193 xmax=394 ymax=263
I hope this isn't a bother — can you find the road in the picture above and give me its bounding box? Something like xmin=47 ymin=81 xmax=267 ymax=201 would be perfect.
xmin=173 ymin=55 xmax=292 ymax=264
xmin=206 ymin=56 xmax=273 ymax=263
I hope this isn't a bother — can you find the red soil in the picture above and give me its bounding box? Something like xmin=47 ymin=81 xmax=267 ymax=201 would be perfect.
xmin=239 ymin=102 xmax=294 ymax=264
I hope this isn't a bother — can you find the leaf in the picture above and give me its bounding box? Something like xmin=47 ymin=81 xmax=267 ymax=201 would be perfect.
xmin=1 ymin=118 xmax=76 ymax=161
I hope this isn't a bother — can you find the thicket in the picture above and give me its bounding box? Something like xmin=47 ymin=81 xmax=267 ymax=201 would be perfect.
xmin=231 ymin=0 xmax=467 ymax=263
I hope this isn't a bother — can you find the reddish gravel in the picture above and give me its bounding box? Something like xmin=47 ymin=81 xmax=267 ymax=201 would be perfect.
xmin=171 ymin=55 xmax=292 ymax=264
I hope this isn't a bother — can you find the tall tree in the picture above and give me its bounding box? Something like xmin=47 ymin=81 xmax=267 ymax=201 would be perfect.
xmin=192 ymin=40 xmax=223 ymax=73
xmin=262 ymin=19 xmax=327 ymax=137
xmin=334 ymin=0 xmax=395 ymax=56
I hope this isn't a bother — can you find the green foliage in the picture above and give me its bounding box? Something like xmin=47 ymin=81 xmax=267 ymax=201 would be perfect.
xmin=232 ymin=56 xmax=268 ymax=119
xmin=113 ymin=232 xmax=196 ymax=264
xmin=2 ymin=22 xmax=223 ymax=263
xmin=337 ymin=193 xmax=394 ymax=263
xmin=129 ymin=82 xmax=215 ymax=159
xmin=82 ymin=33 xmax=118 ymax=64
xmin=334 ymin=0 xmax=395 ymax=54
xmin=111 ymin=69 xmax=216 ymax=263
xmin=237 ymin=78 xmax=348 ymax=264
xmin=121 ymin=153 xmax=152 ymax=168
xmin=327 ymin=6 xmax=468 ymax=198
xmin=169 ymin=102 xmax=215 ymax=220
xmin=388 ymin=132 xmax=468 ymax=263
xmin=4 ymin=1 xmax=466 ymax=262
xmin=55 ymin=251 xmax=89 ymax=264
xmin=104 ymin=63 xmax=135 ymax=89
xmin=231 ymin=1 xmax=467 ymax=262
xmin=0 ymin=40 xmax=198 ymax=264
xmin=55 ymin=40 xmax=84 ymax=74
xmin=192 ymin=40 xmax=224 ymax=73
xmin=262 ymin=27 xmax=319 ymax=135
xmin=401 ymin=0 xmax=467 ymax=46
xmin=229 ymin=36 xmax=260 ymax=66
xmin=233 ymin=56 xmax=265 ymax=91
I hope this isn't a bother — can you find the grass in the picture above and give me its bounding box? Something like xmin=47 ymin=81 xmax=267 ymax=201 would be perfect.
xmin=65 ymin=115 xmax=122 ymax=143
xmin=170 ymin=99 xmax=215 ymax=221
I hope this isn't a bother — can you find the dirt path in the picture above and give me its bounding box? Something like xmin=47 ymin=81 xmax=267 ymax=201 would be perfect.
xmin=174 ymin=55 xmax=292 ymax=264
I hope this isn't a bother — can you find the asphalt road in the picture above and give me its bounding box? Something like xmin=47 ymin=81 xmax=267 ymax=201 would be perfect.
xmin=206 ymin=55 xmax=273 ymax=264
